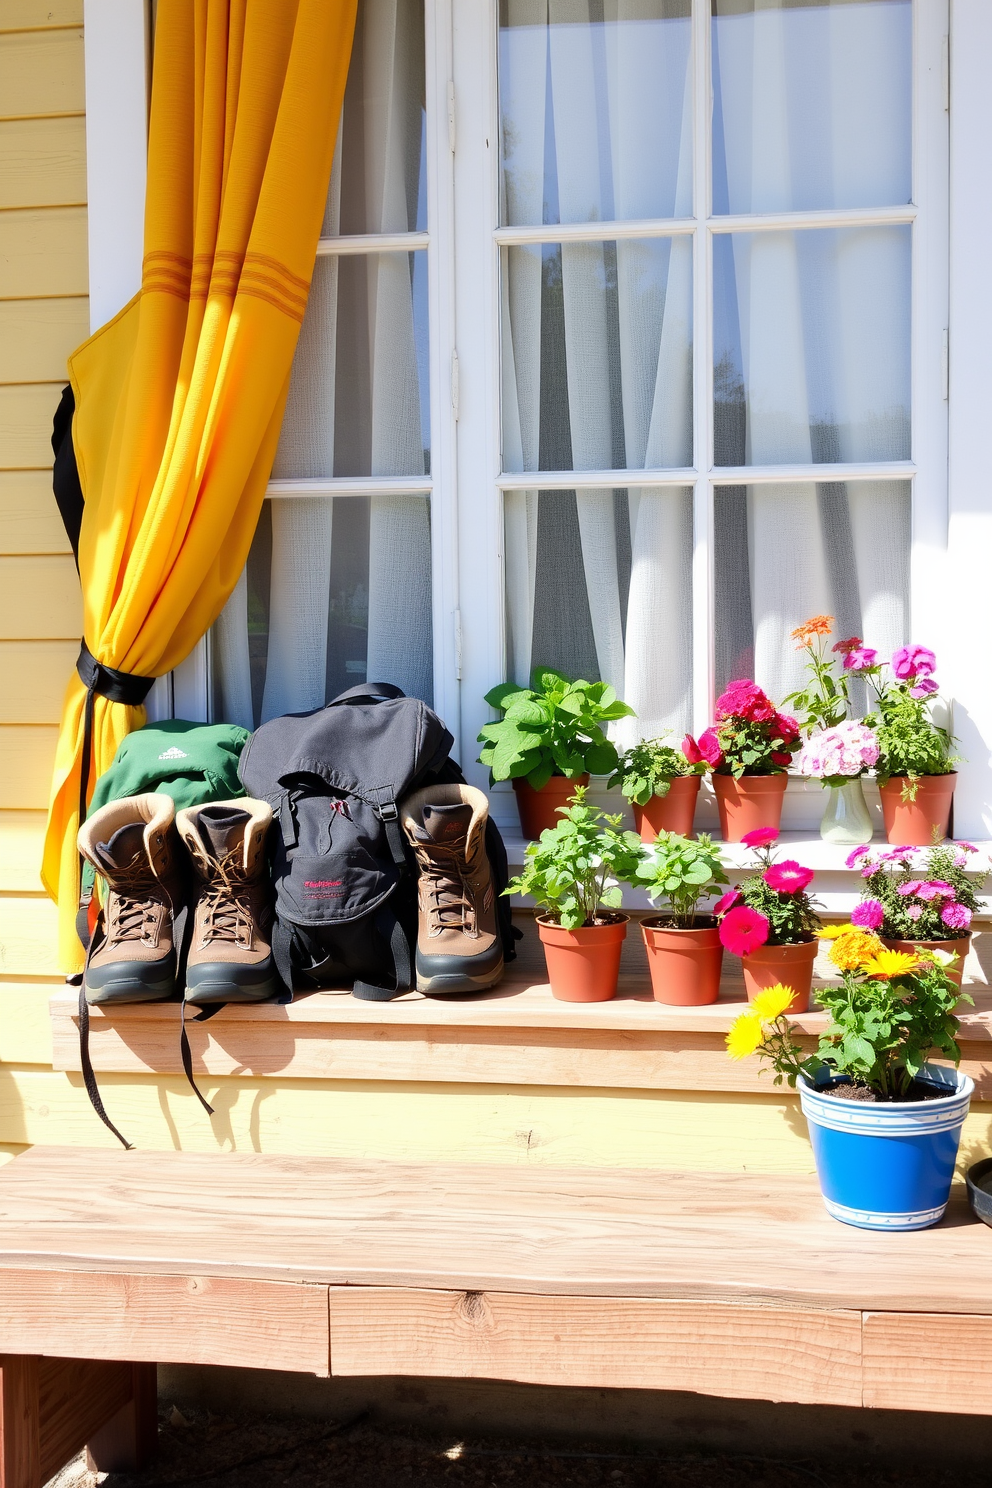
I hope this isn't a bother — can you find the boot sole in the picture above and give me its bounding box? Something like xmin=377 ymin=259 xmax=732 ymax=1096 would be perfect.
xmin=184 ymin=978 xmax=281 ymax=1005
xmin=417 ymin=963 xmax=504 ymax=996
xmin=84 ymin=978 xmax=174 ymax=1005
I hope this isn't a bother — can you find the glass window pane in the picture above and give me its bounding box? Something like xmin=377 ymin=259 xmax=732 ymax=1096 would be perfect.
xmin=714 ymin=480 xmax=910 ymax=704
xmin=498 ymin=0 xmax=692 ymax=227
xmin=504 ymin=485 xmax=693 ymax=739
xmin=501 ymin=238 xmax=692 ymax=473
xmin=323 ymin=0 xmax=427 ymax=236
xmin=713 ymin=227 xmax=910 ymax=467
xmin=211 ymin=496 xmax=434 ymax=728
xmin=273 ymin=250 xmax=430 ymax=480
xmin=712 ymin=0 xmax=911 ymax=215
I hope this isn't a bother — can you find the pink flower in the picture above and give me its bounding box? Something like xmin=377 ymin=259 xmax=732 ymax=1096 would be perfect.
xmin=682 ymin=734 xmax=702 ymax=765
xmin=956 ymin=842 xmax=978 ymax=853
xmin=906 ymin=904 xmax=923 ymax=921
xmin=884 ymin=848 xmax=914 ymax=861
xmin=916 ymin=881 xmax=946 ymax=902
xmin=892 ymin=645 xmax=937 ymax=681
xmin=832 ymin=636 xmax=862 ymax=656
xmin=714 ymin=681 xmax=775 ymax=724
xmin=764 ymin=861 xmax=815 ymax=894
xmin=843 ymin=647 xmax=877 ymax=672
xmin=941 ymin=902 xmax=972 ymax=931
xmin=719 ymin=905 xmax=770 ymax=956
xmin=926 ymin=880 xmax=955 ymax=898
xmin=697 ymin=728 xmax=724 ymax=767
xmin=846 ymin=845 xmax=872 ymax=868
xmin=910 ymin=678 xmax=938 ymax=699
xmin=713 ymin=890 xmax=741 ymax=917
xmin=852 ymin=898 xmax=885 ymax=930
xmin=774 ymin=713 xmax=801 ymax=744
xmin=898 ymin=880 xmax=924 ymax=896
xmin=741 ymin=827 xmax=779 ymax=848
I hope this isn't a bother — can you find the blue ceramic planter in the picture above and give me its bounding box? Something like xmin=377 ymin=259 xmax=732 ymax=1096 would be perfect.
xmin=798 ymin=1065 xmax=973 ymax=1231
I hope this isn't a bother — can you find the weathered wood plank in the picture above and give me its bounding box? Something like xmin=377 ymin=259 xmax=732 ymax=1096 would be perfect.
xmin=0 ymin=898 xmax=58 ymax=976
xmin=0 ymin=208 xmax=88 ymax=299
xmin=0 ymin=28 xmax=84 ymax=118
xmin=328 ymin=1287 xmax=864 ymax=1406
xmin=37 ymin=1357 xmax=132 ymax=1483
xmin=0 ymin=1354 xmax=40 ymax=1488
xmin=0 ymin=385 xmax=70 ymax=470
xmin=0 ymin=471 xmax=71 ymax=554
xmin=0 ymin=1267 xmax=330 ymax=1375
xmin=0 ymin=556 xmax=80 ymax=637
xmin=0 ymin=728 xmax=57 ymax=809
xmin=0 ymin=300 xmax=85 ymax=385
xmin=85 ymin=1363 xmax=158 ymax=1475
xmin=0 ymin=116 xmax=85 ymax=209
xmin=0 ymin=641 xmax=74 ymax=723
xmin=862 ymin=1312 xmax=992 ymax=1414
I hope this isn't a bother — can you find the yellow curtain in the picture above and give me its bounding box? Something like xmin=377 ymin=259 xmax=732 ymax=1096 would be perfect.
xmin=42 ymin=0 xmax=358 ymax=971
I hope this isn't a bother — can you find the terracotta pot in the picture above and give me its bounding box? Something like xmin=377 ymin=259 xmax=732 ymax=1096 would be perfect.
xmin=641 ymin=917 xmax=723 ymax=1005
xmin=713 ymin=772 xmax=788 ymax=842
xmin=537 ymin=914 xmax=628 ymax=1002
xmin=879 ymin=773 xmax=957 ymax=846
xmin=882 ymin=934 xmax=970 ymax=990
xmin=741 ymin=937 xmax=818 ymax=1014
xmin=513 ymin=774 xmax=589 ymax=839
xmin=633 ymin=776 xmax=701 ymax=842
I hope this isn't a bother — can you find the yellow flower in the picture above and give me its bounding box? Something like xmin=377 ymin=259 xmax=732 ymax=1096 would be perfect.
xmin=862 ymin=950 xmax=920 ymax=979
xmin=828 ymin=928 xmax=884 ymax=972
xmin=750 ymin=984 xmax=796 ymax=1021
xmin=817 ymin=924 xmax=851 ymax=941
xmin=726 ymin=1012 xmax=766 ymax=1061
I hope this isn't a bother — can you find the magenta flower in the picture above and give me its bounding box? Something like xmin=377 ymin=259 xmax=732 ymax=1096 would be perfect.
xmin=910 ymin=678 xmax=939 ymax=699
xmin=713 ymin=890 xmax=741 ymax=917
xmin=941 ymin=902 xmax=972 ymax=931
xmin=852 ymin=899 xmax=885 ymax=931
xmin=696 ymin=728 xmax=725 ymax=767
xmin=892 ymin=645 xmax=937 ymax=681
xmin=741 ymin=827 xmax=779 ymax=849
xmin=898 ymin=880 xmax=924 ymax=897
xmin=843 ymin=646 xmax=878 ymax=672
xmin=956 ymin=842 xmax=978 ymax=853
xmin=764 ymin=860 xmax=815 ymax=894
xmin=719 ymin=905 xmax=770 ymax=956
xmin=927 ymin=880 xmax=955 ymax=897
xmin=682 ymin=734 xmax=702 ymax=765
xmin=845 ymin=845 xmax=872 ymax=868
xmin=916 ymin=882 xmax=945 ymax=902
xmin=715 ymin=680 xmax=775 ymax=723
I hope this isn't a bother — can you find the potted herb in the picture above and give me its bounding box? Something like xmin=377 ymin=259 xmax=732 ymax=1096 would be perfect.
xmin=857 ymin=646 xmax=957 ymax=844
xmin=715 ymin=828 xmax=821 ymax=1012
xmin=726 ymin=929 xmax=974 ymax=1231
xmin=796 ymin=720 xmax=879 ymax=845
xmin=849 ymin=841 xmax=986 ymax=988
xmin=478 ymin=669 xmax=635 ymax=839
xmin=608 ymin=736 xmax=705 ymax=842
xmin=505 ymin=787 xmax=641 ymax=1002
xmin=687 ymin=682 xmax=801 ymax=841
xmin=633 ymin=832 xmax=729 ymax=1005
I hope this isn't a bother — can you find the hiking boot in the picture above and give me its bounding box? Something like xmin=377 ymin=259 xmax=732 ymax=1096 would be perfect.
xmin=401 ymin=784 xmax=504 ymax=995
xmin=175 ymin=798 xmax=278 ymax=1004
xmin=77 ymin=793 xmax=183 ymax=1004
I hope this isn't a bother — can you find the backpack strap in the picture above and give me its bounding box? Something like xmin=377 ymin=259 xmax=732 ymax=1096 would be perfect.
xmin=328 ymin=682 xmax=405 ymax=706
xmin=352 ymin=906 xmax=413 ymax=1002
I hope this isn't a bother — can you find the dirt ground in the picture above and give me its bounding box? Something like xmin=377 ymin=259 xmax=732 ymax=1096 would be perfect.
xmin=43 ymin=1403 xmax=992 ymax=1488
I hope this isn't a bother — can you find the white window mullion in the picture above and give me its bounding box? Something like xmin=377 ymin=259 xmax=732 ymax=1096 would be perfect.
xmin=692 ymin=0 xmax=714 ymax=737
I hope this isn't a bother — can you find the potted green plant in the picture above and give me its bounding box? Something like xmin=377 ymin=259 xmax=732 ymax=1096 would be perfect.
xmin=633 ymin=831 xmax=728 ymax=1005
xmin=608 ymin=735 xmax=706 ymax=841
xmin=726 ymin=928 xmax=973 ymax=1231
xmin=782 ymin=614 xmax=851 ymax=734
xmin=849 ymin=841 xmax=986 ymax=989
xmin=715 ymin=828 xmax=821 ymax=1012
xmin=687 ymin=681 xmax=801 ymax=841
xmin=855 ymin=645 xmax=957 ymax=844
xmin=504 ymin=787 xmax=641 ymax=1002
xmin=478 ymin=668 xmax=635 ymax=838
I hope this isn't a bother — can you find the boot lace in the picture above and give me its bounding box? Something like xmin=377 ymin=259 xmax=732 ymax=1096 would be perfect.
xmin=198 ymin=848 xmax=257 ymax=947
xmin=413 ymin=843 xmax=477 ymax=937
xmin=106 ymin=853 xmax=167 ymax=946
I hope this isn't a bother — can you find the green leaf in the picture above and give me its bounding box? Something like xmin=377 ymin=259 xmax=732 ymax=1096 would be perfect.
xmin=485 ymin=683 xmax=532 ymax=711
xmin=585 ymin=742 xmax=619 ymax=776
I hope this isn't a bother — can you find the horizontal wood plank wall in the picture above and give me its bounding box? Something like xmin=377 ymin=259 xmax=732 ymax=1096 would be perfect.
xmin=0 ymin=7 xmax=86 ymax=1124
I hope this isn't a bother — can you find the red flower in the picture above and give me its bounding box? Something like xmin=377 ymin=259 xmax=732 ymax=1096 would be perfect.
xmin=681 ymin=734 xmax=702 ymax=765
xmin=770 ymin=751 xmax=793 ymax=766
xmin=774 ymin=713 xmax=800 ymax=744
xmin=741 ymin=827 xmax=779 ymax=848
xmin=715 ymin=680 xmax=775 ymax=723
xmin=719 ymin=905 xmax=770 ymax=956
xmin=832 ymin=636 xmax=862 ymax=656
xmin=763 ymin=860 xmax=814 ymax=894
xmin=713 ymin=889 xmax=741 ymax=917
xmin=696 ymin=728 xmax=724 ymax=767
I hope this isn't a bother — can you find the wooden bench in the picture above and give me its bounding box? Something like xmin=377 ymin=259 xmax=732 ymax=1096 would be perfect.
xmin=1 ymin=1147 xmax=991 ymax=1488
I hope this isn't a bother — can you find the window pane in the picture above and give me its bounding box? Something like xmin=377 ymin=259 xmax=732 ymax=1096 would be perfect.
xmin=498 ymin=0 xmax=692 ymax=227
xmin=504 ymin=485 xmax=693 ymax=739
xmin=323 ymin=0 xmax=427 ymax=236
xmin=712 ymin=0 xmax=911 ymax=215
xmin=714 ymin=480 xmax=910 ymax=704
xmin=501 ymin=238 xmax=692 ymax=473
xmin=713 ymin=227 xmax=910 ymax=466
xmin=211 ymin=496 xmax=434 ymax=728
xmin=273 ymin=251 xmax=430 ymax=480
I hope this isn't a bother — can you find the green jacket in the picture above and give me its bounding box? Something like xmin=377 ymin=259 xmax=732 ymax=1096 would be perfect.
xmin=87 ymin=719 xmax=250 ymax=818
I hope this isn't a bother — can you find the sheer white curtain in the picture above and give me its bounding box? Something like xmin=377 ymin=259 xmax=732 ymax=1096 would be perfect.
xmin=714 ymin=0 xmax=911 ymax=702
xmin=500 ymin=0 xmax=694 ymax=742
xmin=211 ymin=0 xmax=431 ymax=726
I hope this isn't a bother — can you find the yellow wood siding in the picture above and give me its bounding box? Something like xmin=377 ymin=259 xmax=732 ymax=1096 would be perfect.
xmin=0 ymin=298 xmax=88 ymax=382
xmin=0 ymin=3 xmax=82 ymax=33
xmin=0 ymin=116 xmax=86 ymax=209
xmin=0 ymin=29 xmax=84 ymax=117
xmin=0 ymin=207 xmax=88 ymax=296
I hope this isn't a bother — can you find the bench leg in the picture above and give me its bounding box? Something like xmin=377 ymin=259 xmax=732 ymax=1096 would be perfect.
xmin=0 ymin=1357 xmax=40 ymax=1488
xmin=86 ymin=1364 xmax=158 ymax=1474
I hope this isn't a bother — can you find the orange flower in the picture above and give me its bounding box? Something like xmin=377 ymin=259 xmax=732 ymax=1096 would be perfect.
xmin=791 ymin=614 xmax=834 ymax=648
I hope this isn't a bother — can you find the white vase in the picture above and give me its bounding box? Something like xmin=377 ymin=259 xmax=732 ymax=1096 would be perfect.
xmin=819 ymin=778 xmax=873 ymax=845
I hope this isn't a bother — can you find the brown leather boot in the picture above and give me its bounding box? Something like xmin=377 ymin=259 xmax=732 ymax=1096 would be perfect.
xmin=77 ymin=793 xmax=183 ymax=1004
xmin=175 ymin=798 xmax=278 ymax=1004
xmin=401 ymin=784 xmax=504 ymax=995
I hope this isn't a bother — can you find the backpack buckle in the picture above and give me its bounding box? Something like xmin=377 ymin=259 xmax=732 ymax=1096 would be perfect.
xmin=376 ymin=799 xmax=399 ymax=822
